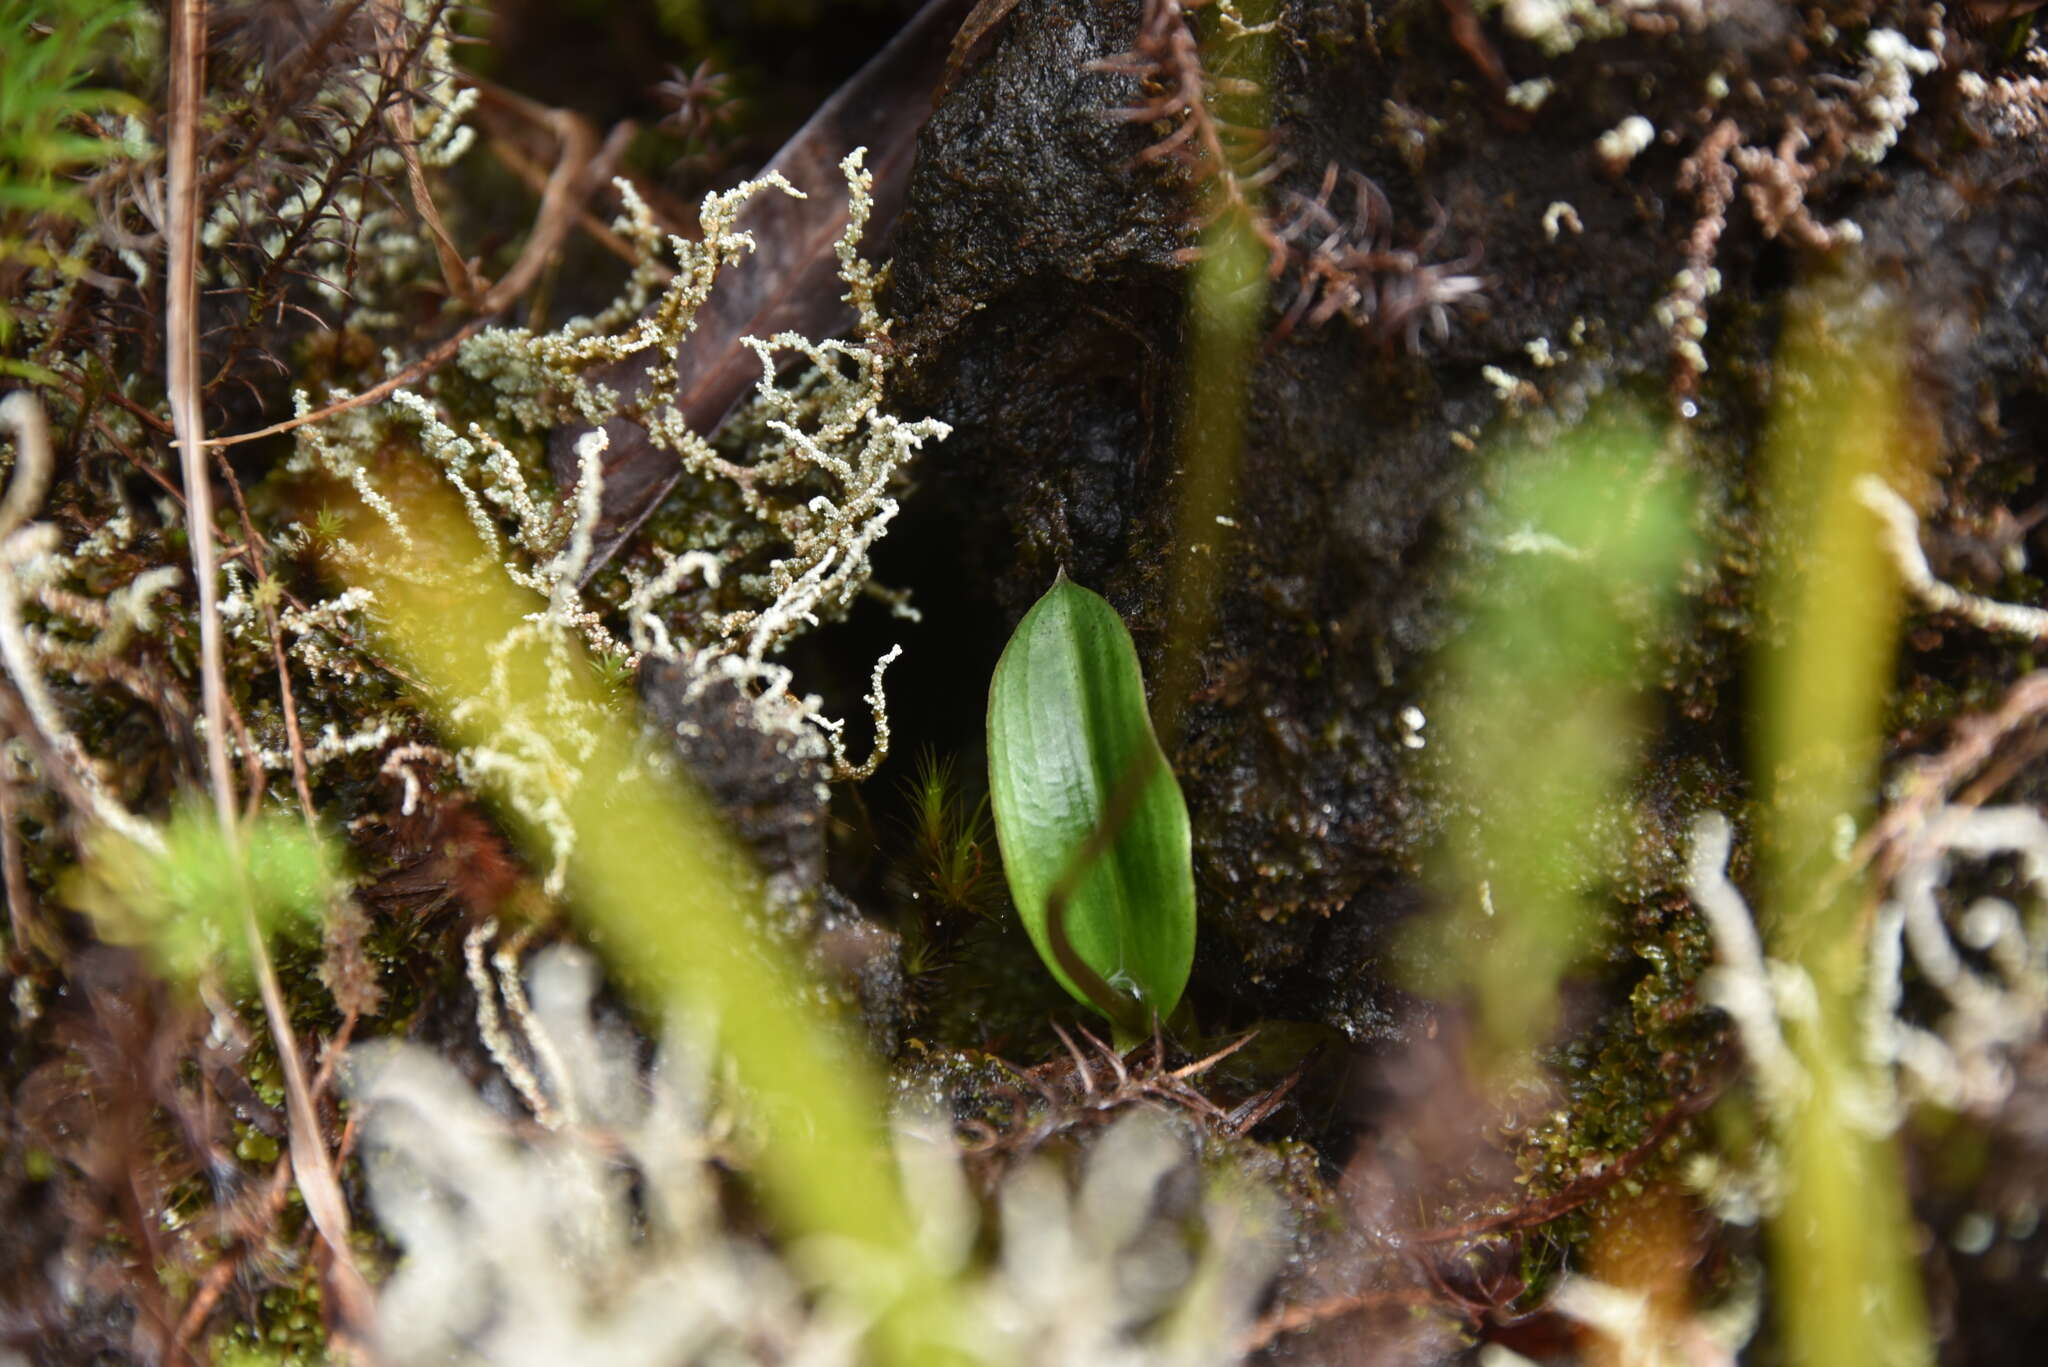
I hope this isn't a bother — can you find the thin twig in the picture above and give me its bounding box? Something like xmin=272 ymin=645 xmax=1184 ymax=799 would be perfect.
xmin=0 ymin=731 xmax=34 ymax=960
xmin=224 ymin=690 xmax=267 ymax=824
xmin=31 ymin=364 xmax=183 ymax=504
xmin=166 ymin=1156 xmax=294 ymax=1359
xmin=1239 ymin=1286 xmax=1440 ymax=1355
xmin=212 ymin=449 xmax=318 ymax=821
xmin=488 ymin=122 xmax=664 ymax=278
xmin=166 ymin=1004 xmax=362 ymax=1359
xmin=199 ymin=316 xmax=488 ymax=449
xmin=167 ymin=0 xmax=232 ymax=819
xmin=1409 ymin=1082 xmax=1720 ymax=1245
xmin=167 ymin=4 xmax=379 ymax=1346
xmin=94 ymin=413 xmax=188 ymax=504
xmin=1168 ymin=1028 xmax=1256 ymax=1079
xmin=373 ymin=0 xmax=480 ymax=305
xmin=471 ymin=75 xmax=695 ymax=235
xmin=1855 ymin=670 xmax=2048 ymax=884
xmin=250 ymin=936 xmax=382 ymax=1335
xmin=471 ymin=105 xmax=598 ymax=316
xmin=269 ymin=617 xmax=318 ymax=820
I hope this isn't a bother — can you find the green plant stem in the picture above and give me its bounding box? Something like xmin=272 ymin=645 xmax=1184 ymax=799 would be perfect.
xmin=361 ymin=490 xmax=961 ymax=1365
xmin=1751 ymin=280 xmax=1931 ymax=1367
xmin=1152 ymin=12 xmax=1272 ymax=752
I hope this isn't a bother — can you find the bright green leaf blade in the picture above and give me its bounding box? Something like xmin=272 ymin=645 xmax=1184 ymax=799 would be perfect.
xmin=986 ymin=575 xmax=1196 ymax=1027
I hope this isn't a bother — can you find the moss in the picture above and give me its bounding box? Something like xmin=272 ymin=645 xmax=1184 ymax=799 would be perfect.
xmin=210 ymin=1273 xmax=329 ymax=1367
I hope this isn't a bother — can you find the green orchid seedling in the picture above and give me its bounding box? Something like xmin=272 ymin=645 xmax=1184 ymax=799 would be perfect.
xmin=986 ymin=574 xmax=1196 ymax=1048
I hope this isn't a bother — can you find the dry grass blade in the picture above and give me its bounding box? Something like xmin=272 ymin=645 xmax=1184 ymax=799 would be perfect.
xmin=372 ymin=0 xmax=479 ymax=304
xmin=167 ymin=0 xmax=230 ymax=816
xmin=166 ymin=1 xmax=378 ymax=1346
xmin=250 ymin=936 xmax=380 ymax=1342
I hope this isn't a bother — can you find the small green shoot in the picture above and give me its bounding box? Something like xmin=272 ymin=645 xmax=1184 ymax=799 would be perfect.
xmin=310 ymin=506 xmax=348 ymax=545
xmin=986 ymin=574 xmax=1196 ymax=1047
xmin=902 ymin=747 xmax=996 ymax=917
xmin=588 ymin=646 xmax=638 ymax=700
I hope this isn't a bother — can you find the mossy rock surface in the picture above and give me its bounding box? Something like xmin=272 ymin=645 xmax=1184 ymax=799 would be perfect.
xmin=883 ymin=0 xmax=2048 ymax=1043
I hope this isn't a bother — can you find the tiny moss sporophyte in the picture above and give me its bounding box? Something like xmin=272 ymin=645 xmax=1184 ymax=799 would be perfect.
xmin=986 ymin=574 xmax=1197 ymax=1048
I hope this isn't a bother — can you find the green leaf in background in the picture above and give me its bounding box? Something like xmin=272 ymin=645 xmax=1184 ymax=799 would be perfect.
xmin=987 ymin=574 xmax=1196 ymax=1042
xmin=1410 ymin=407 xmax=1698 ymax=1068
xmin=62 ymin=803 xmax=339 ymax=988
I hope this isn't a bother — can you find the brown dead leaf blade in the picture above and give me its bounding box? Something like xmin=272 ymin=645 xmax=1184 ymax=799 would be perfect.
xmin=549 ymin=0 xmax=971 ymax=581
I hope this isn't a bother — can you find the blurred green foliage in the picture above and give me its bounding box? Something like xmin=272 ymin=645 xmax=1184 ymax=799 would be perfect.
xmin=0 ymin=0 xmax=147 ymax=369
xmin=62 ymin=804 xmax=339 ymax=987
xmin=357 ymin=488 xmax=960 ymax=1366
xmin=1414 ymin=409 xmax=1699 ymax=1067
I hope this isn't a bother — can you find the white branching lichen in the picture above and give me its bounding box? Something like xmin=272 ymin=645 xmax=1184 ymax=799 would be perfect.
xmin=1595 ymin=115 xmax=1655 ymax=173
xmin=1650 ymin=17 xmax=1939 ymax=386
xmin=1870 ymin=802 xmax=2048 ymax=1114
xmin=1540 ymin=201 xmax=1582 ymax=242
xmin=270 ymin=148 xmax=945 ymax=890
xmin=1850 ymin=28 xmax=1942 ymax=164
xmin=1687 ymin=813 xmax=1813 ymax=1119
xmin=1858 ymin=476 xmax=2048 ymax=641
xmin=464 ymin=920 xmax=566 ymax=1130
xmin=1956 ymin=41 xmax=2048 ymax=142
xmin=0 ymin=393 xmax=163 ymax=850
xmin=1689 ymin=701 xmax=2048 ymax=1178
xmin=1729 ymin=129 xmax=1864 ymax=250
xmin=1678 ymin=474 xmax=2048 ymax=1157
xmin=346 ymin=942 xmax=1279 ymax=1367
xmin=1503 ymin=0 xmax=1635 ymax=57
xmin=1546 ymin=1265 xmax=1762 ymax=1367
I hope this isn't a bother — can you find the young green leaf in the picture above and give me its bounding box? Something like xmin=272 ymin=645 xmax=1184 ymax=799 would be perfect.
xmin=986 ymin=574 xmax=1196 ymax=1039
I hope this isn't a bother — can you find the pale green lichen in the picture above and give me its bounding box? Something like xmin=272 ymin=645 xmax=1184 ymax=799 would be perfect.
xmin=266 ymin=149 xmax=946 ymax=891
xmin=348 ymin=939 xmax=1279 ymax=1366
